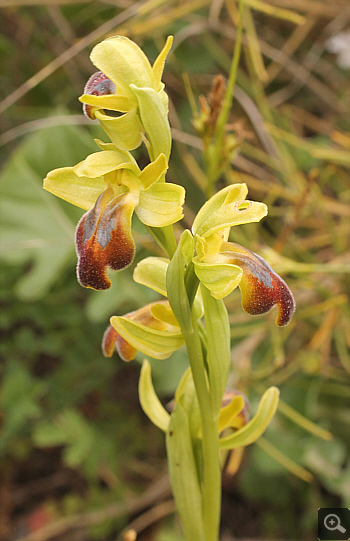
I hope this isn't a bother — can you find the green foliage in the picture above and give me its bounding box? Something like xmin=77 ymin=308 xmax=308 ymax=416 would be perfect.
xmin=0 ymin=125 xmax=96 ymax=299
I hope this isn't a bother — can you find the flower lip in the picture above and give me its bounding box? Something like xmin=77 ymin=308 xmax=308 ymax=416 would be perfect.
xmin=75 ymin=188 xmax=135 ymax=290
xmin=221 ymin=242 xmax=296 ymax=326
xmin=83 ymin=71 xmax=116 ymax=119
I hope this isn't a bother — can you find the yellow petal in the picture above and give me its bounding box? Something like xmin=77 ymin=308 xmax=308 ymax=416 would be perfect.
xmin=192 ymin=183 xmax=248 ymax=235
xmin=195 ymin=200 xmax=268 ymax=238
xmin=139 ymin=360 xmax=170 ymax=432
xmin=219 ymin=387 xmax=280 ymax=450
xmin=152 ymin=36 xmax=173 ymax=91
xmin=136 ymin=182 xmax=185 ymax=226
xmin=79 ymin=93 xmax=132 ymax=113
xmin=218 ymin=395 xmax=245 ymax=433
xmin=110 ymin=315 xmax=184 ymax=360
xmin=151 ymin=302 xmax=179 ymax=328
xmin=133 ymin=256 xmax=169 ymax=297
xmin=90 ymin=36 xmax=155 ymax=99
xmin=95 ymin=109 xmax=144 ymax=151
xmin=73 ymin=150 xmax=139 ymax=178
xmin=138 ymin=153 xmax=168 ymax=190
xmin=44 ymin=167 xmax=105 ymax=210
xmin=193 ymin=257 xmax=243 ymax=299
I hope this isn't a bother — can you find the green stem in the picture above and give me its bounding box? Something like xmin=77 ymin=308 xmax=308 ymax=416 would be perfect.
xmin=183 ymin=312 xmax=221 ymax=541
xmin=144 ymin=224 xmax=177 ymax=259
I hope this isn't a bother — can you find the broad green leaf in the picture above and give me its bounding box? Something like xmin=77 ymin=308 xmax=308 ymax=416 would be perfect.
xmin=130 ymin=85 xmax=171 ymax=160
xmin=138 ymin=360 xmax=170 ymax=432
xmin=201 ymin=284 xmax=231 ymax=415
xmin=110 ymin=316 xmax=184 ymax=360
xmin=166 ymin=399 xmax=205 ymax=541
xmin=220 ymin=387 xmax=280 ymax=450
xmin=0 ymin=124 xmax=96 ymax=299
xmin=136 ymin=182 xmax=185 ymax=227
xmin=34 ymin=409 xmax=94 ymax=467
xmin=0 ymin=363 xmax=44 ymax=455
xmin=192 ymin=184 xmax=248 ymax=235
xmin=193 ymin=257 xmax=242 ymax=299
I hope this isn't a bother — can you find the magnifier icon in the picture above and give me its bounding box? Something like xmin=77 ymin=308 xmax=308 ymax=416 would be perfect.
xmin=324 ymin=513 xmax=346 ymax=533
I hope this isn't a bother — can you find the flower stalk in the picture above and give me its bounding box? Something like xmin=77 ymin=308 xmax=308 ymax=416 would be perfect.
xmin=43 ymin=34 xmax=296 ymax=541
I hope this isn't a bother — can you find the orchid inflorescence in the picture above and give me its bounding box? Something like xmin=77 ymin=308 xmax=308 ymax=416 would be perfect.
xmin=44 ymin=35 xmax=295 ymax=541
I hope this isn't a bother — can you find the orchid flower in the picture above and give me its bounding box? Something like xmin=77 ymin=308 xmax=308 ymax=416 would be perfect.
xmin=102 ymin=256 xmax=199 ymax=360
xmin=44 ymin=149 xmax=184 ymax=290
xmin=192 ymin=183 xmax=296 ymax=326
xmin=79 ymin=35 xmax=173 ymax=160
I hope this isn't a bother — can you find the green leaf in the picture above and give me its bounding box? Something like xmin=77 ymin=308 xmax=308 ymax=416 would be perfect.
xmin=219 ymin=387 xmax=280 ymax=450
xmin=0 ymin=125 xmax=97 ymax=300
xmin=34 ymin=409 xmax=94 ymax=467
xmin=166 ymin=230 xmax=194 ymax=333
xmin=166 ymin=399 xmax=205 ymax=541
xmin=0 ymin=363 xmax=44 ymax=454
xmin=138 ymin=360 xmax=170 ymax=432
xmin=175 ymin=367 xmax=201 ymax=439
xmin=201 ymin=284 xmax=231 ymax=415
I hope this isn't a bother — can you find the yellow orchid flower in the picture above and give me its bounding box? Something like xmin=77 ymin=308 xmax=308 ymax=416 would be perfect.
xmin=102 ymin=300 xmax=183 ymax=361
xmin=139 ymin=360 xmax=280 ymax=448
xmin=79 ymin=36 xmax=173 ymax=158
xmin=102 ymin=257 xmax=187 ymax=360
xmin=192 ymin=183 xmax=296 ymax=326
xmin=101 ymin=255 xmax=204 ymax=361
xmin=44 ymin=148 xmax=184 ymax=290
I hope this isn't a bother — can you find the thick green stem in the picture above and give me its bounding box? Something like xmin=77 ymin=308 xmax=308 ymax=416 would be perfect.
xmin=183 ymin=312 xmax=221 ymax=541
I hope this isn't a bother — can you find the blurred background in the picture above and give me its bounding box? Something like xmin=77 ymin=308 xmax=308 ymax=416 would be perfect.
xmin=0 ymin=1 xmax=349 ymax=540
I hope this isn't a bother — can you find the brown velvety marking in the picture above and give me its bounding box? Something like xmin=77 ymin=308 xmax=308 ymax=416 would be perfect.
xmin=222 ymin=243 xmax=295 ymax=326
xmin=103 ymin=301 xmax=171 ymax=360
xmin=102 ymin=324 xmax=119 ymax=357
xmin=83 ymin=71 xmax=116 ymax=119
xmin=75 ymin=191 xmax=135 ymax=290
